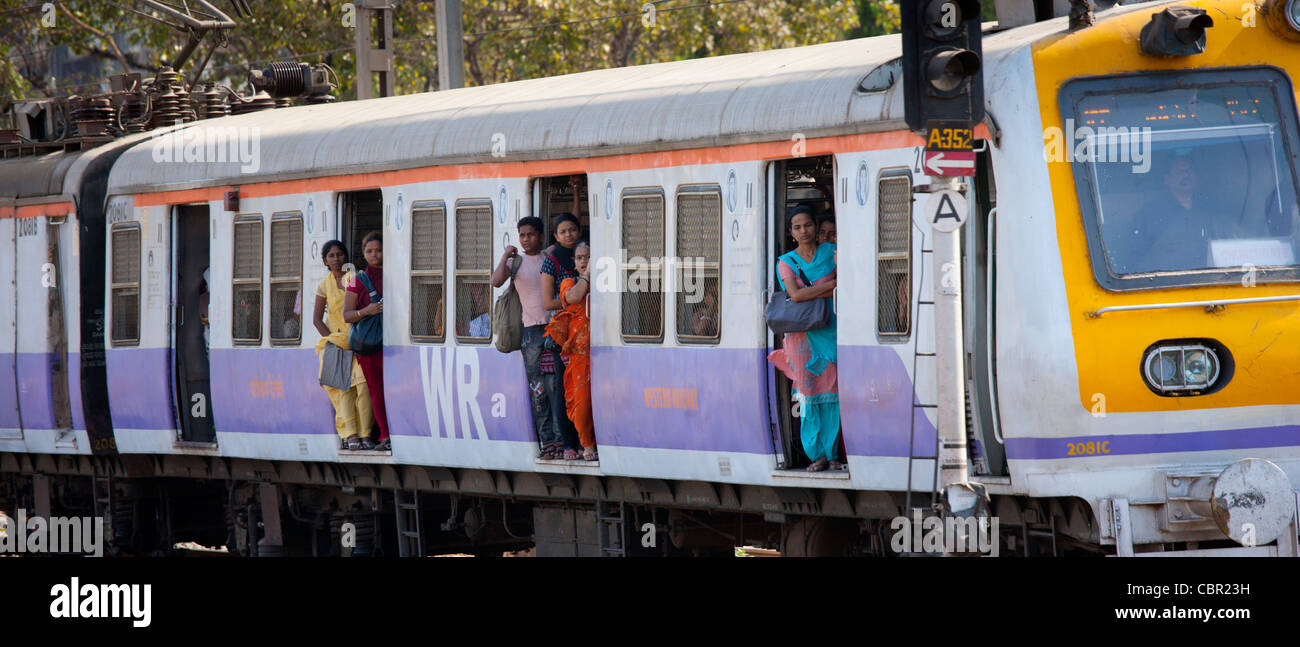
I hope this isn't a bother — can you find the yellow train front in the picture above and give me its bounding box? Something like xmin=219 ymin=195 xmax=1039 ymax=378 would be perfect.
xmin=987 ymin=0 xmax=1300 ymax=554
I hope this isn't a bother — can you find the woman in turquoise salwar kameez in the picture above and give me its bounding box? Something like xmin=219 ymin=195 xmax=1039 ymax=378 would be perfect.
xmin=767 ymin=206 xmax=843 ymax=472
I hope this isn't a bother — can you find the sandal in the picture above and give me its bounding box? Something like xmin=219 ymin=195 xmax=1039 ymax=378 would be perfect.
xmin=828 ymin=460 xmax=846 ymax=471
xmin=806 ymin=458 xmax=829 ymax=473
xmin=582 ymin=447 xmax=598 ymax=461
xmin=540 ymin=443 xmax=562 ymax=460
xmin=372 ymin=439 xmax=389 ymax=451
xmin=344 ymin=435 xmax=363 ymax=451
xmin=563 ymin=449 xmax=580 ymax=461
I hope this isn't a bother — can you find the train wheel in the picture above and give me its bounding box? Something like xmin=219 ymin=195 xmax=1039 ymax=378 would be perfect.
xmin=781 ymin=517 xmax=859 ymax=557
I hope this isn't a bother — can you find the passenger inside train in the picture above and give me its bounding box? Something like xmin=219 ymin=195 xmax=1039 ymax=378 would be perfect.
xmin=458 ymin=284 xmax=491 ymax=338
xmin=343 ymin=232 xmax=391 ymax=451
xmin=818 ymin=213 xmax=837 ymax=244
xmin=689 ymin=284 xmax=720 ymax=337
xmin=312 ymin=240 xmax=375 ymax=451
xmin=1078 ymin=81 xmax=1300 ymax=279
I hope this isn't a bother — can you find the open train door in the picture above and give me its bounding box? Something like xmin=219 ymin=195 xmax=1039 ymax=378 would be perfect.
xmin=173 ymin=204 xmax=215 ymax=443
xmin=764 ymin=155 xmax=840 ymax=471
xmin=962 ymin=143 xmax=1006 ymax=476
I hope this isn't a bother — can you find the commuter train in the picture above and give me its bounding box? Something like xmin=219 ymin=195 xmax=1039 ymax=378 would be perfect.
xmin=2 ymin=0 xmax=1299 ymax=556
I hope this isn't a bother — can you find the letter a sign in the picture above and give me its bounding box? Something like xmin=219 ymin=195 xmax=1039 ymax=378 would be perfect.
xmin=927 ymin=190 xmax=967 ymax=233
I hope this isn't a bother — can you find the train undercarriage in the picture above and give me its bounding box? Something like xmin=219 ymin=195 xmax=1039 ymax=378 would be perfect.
xmin=0 ymin=451 xmax=1140 ymax=557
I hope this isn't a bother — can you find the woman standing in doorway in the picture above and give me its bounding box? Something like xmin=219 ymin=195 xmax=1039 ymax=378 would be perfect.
xmin=539 ymin=213 xmax=583 ymax=460
xmin=313 ymin=240 xmax=374 ymax=450
xmin=343 ymin=232 xmax=391 ymax=450
xmin=767 ymin=206 xmax=842 ymax=471
xmin=547 ymin=242 xmax=596 ymax=460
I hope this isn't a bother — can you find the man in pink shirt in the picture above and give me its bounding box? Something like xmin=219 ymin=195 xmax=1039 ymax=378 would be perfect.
xmin=493 ymin=217 xmax=566 ymax=458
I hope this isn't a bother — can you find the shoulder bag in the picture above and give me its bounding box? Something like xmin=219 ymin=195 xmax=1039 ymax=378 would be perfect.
xmin=764 ymin=256 xmax=831 ymax=334
xmin=493 ymin=255 xmax=524 ymax=353
xmin=349 ymin=271 xmax=384 ymax=355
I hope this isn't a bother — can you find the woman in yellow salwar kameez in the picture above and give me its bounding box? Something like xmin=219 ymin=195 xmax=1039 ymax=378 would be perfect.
xmin=312 ymin=240 xmax=375 ymax=450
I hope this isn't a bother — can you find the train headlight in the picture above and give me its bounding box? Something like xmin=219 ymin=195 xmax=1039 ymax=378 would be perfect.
xmin=1182 ymin=349 xmax=1212 ymax=385
xmin=1143 ymin=343 xmax=1219 ymax=394
xmin=1264 ymin=0 xmax=1300 ymax=40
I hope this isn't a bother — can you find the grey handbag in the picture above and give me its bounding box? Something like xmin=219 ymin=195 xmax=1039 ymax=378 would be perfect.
xmin=764 ymin=257 xmax=831 ymax=334
xmin=493 ymin=255 xmax=524 ymax=353
xmin=319 ymin=342 xmax=354 ymax=390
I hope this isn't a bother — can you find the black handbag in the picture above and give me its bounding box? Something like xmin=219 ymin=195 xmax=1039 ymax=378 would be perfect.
xmin=765 ymin=258 xmax=831 ymax=334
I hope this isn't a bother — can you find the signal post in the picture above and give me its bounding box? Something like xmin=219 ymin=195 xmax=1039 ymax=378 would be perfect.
xmin=901 ymin=0 xmax=989 ymax=533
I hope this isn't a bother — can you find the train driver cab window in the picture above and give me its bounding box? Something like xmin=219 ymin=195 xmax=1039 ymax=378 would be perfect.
xmin=411 ymin=202 xmax=447 ymax=342
xmin=232 ymin=216 xmax=263 ymax=345
xmin=877 ymin=171 xmax=913 ymax=339
xmin=269 ymin=213 xmax=302 ymax=344
xmin=110 ymin=223 xmax=141 ymax=345
xmin=676 ymin=187 xmax=721 ymax=343
xmin=621 ymin=190 xmax=665 ymax=343
xmin=1062 ymin=67 xmax=1300 ymax=289
xmin=455 ymin=200 xmax=492 ymax=342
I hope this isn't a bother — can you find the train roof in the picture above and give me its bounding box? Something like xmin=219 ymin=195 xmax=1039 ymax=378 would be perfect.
xmin=0 ymin=152 xmax=83 ymax=201
xmin=107 ymin=32 xmax=917 ymax=195
xmin=104 ymin=2 xmax=1162 ymax=196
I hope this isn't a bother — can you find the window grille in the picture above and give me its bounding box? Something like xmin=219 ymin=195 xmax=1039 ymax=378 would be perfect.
xmin=110 ymin=224 xmax=141 ymax=345
xmin=621 ymin=191 xmax=665 ymax=342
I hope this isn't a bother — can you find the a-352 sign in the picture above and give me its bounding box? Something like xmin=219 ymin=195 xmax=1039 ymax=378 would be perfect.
xmin=923 ymin=120 xmax=976 ymax=177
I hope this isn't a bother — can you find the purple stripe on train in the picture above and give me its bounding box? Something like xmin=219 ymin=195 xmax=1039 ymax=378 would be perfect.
xmin=0 ymin=353 xmax=18 ymax=429
xmin=589 ymin=346 xmax=771 ymax=453
xmin=69 ymin=352 xmax=84 ymax=431
xmin=209 ymin=347 xmax=336 ymax=435
xmin=1005 ymin=425 xmax=1300 ymax=460
xmin=385 ymin=344 xmax=535 ymax=441
xmin=105 ymin=348 xmax=174 ymax=430
xmin=838 ymin=345 xmax=938 ymax=459
xmin=385 ymin=342 xmax=934 ymax=457
xmin=0 ymin=352 xmax=84 ymax=430
xmin=16 ymin=353 xmax=58 ymax=429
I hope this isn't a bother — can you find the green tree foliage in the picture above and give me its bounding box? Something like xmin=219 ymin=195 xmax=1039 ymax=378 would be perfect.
xmin=2 ymin=0 xmax=899 ymax=111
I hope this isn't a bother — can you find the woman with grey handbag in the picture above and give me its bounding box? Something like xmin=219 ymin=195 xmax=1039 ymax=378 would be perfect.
xmin=767 ymin=206 xmax=843 ymax=472
xmin=312 ymin=240 xmax=375 ymax=450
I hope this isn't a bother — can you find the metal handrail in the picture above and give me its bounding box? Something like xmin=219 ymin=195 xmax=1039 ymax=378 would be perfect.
xmin=985 ymin=208 xmax=1003 ymax=445
xmin=1086 ymin=294 xmax=1300 ymax=318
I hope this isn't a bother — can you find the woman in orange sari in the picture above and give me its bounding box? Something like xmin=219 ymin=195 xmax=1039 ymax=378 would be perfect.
xmin=547 ymin=242 xmax=596 ymax=460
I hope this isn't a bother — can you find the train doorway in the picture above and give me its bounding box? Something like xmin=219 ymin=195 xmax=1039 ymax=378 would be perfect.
xmin=339 ymin=190 xmax=384 ymax=271
xmin=765 ymin=155 xmax=844 ymax=472
xmin=964 ymin=145 xmax=1007 ymax=476
xmin=174 ymin=204 xmax=216 ymax=443
xmin=533 ymin=174 xmax=590 ymax=241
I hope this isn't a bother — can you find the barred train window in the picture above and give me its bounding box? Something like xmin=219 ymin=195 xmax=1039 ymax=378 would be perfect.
xmin=454 ymin=201 xmax=492 ymax=342
xmin=110 ymin=223 xmax=141 ymax=345
xmin=877 ymin=172 xmax=912 ymax=338
xmin=411 ymin=203 xmax=446 ymax=342
xmin=232 ymin=216 xmax=263 ymax=345
xmin=622 ymin=191 xmax=665 ymax=342
xmin=269 ymin=213 xmax=302 ymax=344
xmin=675 ymin=188 xmax=721 ymax=343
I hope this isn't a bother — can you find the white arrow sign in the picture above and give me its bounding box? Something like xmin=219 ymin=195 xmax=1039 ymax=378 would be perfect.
xmin=924 ymin=151 xmax=976 ymax=175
